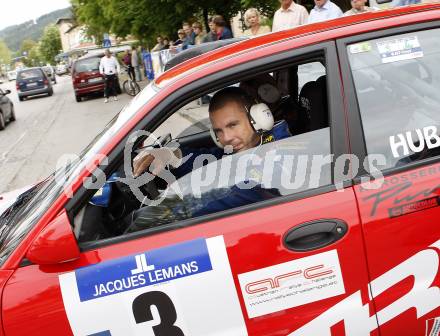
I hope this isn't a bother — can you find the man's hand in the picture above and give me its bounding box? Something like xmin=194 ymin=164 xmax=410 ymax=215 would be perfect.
xmin=132 ymin=147 xmax=182 ymax=177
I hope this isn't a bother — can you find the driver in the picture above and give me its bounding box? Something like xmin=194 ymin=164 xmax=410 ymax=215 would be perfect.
xmin=125 ymin=86 xmax=292 ymax=233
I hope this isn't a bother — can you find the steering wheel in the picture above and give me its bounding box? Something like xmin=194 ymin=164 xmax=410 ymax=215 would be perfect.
xmin=132 ymin=133 xmax=174 ymax=202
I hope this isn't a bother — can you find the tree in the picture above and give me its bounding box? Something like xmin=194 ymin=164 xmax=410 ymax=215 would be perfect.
xmin=28 ymin=44 xmax=43 ymax=67
xmin=19 ymin=39 xmax=38 ymax=66
xmin=39 ymin=25 xmax=62 ymax=65
xmin=0 ymin=40 xmax=11 ymax=65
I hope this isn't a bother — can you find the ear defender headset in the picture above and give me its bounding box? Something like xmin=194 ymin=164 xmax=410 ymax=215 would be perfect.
xmin=210 ymin=89 xmax=275 ymax=148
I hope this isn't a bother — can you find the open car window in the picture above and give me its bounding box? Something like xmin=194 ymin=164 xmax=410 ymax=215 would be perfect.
xmin=73 ymin=51 xmax=335 ymax=244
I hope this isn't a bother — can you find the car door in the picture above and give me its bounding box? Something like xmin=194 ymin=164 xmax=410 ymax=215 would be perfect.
xmin=1 ymin=42 xmax=375 ymax=336
xmin=338 ymin=22 xmax=440 ymax=335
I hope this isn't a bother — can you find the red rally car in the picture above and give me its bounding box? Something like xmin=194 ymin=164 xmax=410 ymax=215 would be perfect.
xmin=0 ymin=4 xmax=440 ymax=335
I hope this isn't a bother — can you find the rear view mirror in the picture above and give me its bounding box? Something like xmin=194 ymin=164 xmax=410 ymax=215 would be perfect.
xmin=26 ymin=210 xmax=80 ymax=265
xmin=4 ymin=89 xmax=11 ymax=95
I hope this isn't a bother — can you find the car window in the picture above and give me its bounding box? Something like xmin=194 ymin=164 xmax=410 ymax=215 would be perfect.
xmin=298 ymin=61 xmax=326 ymax=95
xmin=75 ymin=57 xmax=100 ymax=73
xmin=17 ymin=69 xmax=43 ymax=80
xmin=74 ymin=51 xmax=334 ymax=242
xmin=347 ymin=28 xmax=440 ymax=170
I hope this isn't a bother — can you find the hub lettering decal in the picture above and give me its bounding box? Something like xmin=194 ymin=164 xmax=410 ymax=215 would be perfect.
xmin=238 ymin=250 xmax=345 ymax=318
xmin=389 ymin=125 xmax=440 ymax=159
xmin=59 ymin=236 xmax=248 ymax=336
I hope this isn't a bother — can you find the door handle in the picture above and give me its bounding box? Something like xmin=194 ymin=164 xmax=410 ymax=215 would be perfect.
xmin=283 ymin=219 xmax=348 ymax=252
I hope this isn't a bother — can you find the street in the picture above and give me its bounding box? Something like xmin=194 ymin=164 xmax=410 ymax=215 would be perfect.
xmin=0 ymin=74 xmax=133 ymax=193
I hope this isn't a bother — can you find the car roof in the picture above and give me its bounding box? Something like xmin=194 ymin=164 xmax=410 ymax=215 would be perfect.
xmin=156 ymin=3 xmax=440 ymax=88
xmin=17 ymin=67 xmax=43 ymax=73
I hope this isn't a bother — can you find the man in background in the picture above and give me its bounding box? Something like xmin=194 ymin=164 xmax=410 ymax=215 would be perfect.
xmin=308 ymin=0 xmax=343 ymax=23
xmin=99 ymin=49 xmax=120 ymax=103
xmin=344 ymin=0 xmax=375 ymax=15
xmin=272 ymin=0 xmax=309 ymax=32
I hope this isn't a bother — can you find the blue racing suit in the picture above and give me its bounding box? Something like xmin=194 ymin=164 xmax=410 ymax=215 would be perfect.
xmin=126 ymin=120 xmax=291 ymax=232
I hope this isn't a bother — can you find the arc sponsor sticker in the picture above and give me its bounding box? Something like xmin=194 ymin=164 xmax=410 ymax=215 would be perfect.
xmin=59 ymin=236 xmax=247 ymax=336
xmin=238 ymin=249 xmax=345 ymax=318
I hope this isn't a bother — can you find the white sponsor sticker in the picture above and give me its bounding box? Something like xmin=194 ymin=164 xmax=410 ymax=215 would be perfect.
xmin=59 ymin=236 xmax=247 ymax=336
xmin=377 ymin=36 xmax=423 ymax=64
xmin=238 ymin=249 xmax=345 ymax=319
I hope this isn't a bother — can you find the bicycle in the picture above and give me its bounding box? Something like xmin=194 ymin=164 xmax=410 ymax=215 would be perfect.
xmin=120 ymin=66 xmax=141 ymax=96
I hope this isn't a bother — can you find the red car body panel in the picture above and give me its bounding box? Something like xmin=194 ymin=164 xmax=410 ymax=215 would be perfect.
xmin=0 ymin=4 xmax=439 ymax=335
xmin=3 ymin=189 xmax=370 ymax=335
xmin=355 ymin=163 xmax=440 ymax=336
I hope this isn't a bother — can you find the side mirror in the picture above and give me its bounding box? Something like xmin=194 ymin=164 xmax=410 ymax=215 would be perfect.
xmin=26 ymin=210 xmax=80 ymax=265
xmin=4 ymin=90 xmax=11 ymax=95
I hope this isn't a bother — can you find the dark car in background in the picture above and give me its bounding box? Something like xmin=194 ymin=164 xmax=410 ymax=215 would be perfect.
xmin=42 ymin=66 xmax=57 ymax=84
xmin=16 ymin=67 xmax=53 ymax=101
xmin=0 ymin=88 xmax=15 ymax=130
xmin=71 ymin=53 xmax=121 ymax=102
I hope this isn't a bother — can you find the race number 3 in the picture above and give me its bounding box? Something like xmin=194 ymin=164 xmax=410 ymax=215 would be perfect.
xmin=132 ymin=291 xmax=184 ymax=336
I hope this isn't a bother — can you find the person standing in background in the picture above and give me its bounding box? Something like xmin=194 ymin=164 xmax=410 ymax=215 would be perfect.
xmin=182 ymin=22 xmax=196 ymax=49
xmin=203 ymin=17 xmax=218 ymax=42
xmin=308 ymin=0 xmax=343 ymax=23
xmin=213 ymin=15 xmax=233 ymax=40
xmin=122 ymin=49 xmax=135 ymax=82
xmin=272 ymin=0 xmax=308 ymax=32
xmin=242 ymin=8 xmax=271 ymax=37
xmin=131 ymin=46 xmax=141 ymax=82
xmin=99 ymin=49 xmax=120 ymax=103
xmin=344 ymin=0 xmax=374 ymax=15
xmin=152 ymin=36 xmax=165 ymax=52
xmin=192 ymin=22 xmax=206 ymax=45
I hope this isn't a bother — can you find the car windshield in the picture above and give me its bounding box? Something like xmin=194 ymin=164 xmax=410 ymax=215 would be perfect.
xmin=75 ymin=57 xmax=100 ymax=72
xmin=17 ymin=69 xmax=42 ymax=80
xmin=0 ymin=83 xmax=159 ymax=266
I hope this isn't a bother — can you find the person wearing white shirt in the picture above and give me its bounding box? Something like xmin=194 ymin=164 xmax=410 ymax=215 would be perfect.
xmin=272 ymin=0 xmax=309 ymax=32
xmin=99 ymin=49 xmax=121 ymax=103
xmin=308 ymin=0 xmax=343 ymax=23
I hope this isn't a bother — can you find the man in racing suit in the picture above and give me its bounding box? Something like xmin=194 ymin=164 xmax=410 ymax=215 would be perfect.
xmin=125 ymin=87 xmax=291 ymax=233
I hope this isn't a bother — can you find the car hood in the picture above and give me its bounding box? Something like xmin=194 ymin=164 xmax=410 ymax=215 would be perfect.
xmin=0 ymin=186 xmax=32 ymax=216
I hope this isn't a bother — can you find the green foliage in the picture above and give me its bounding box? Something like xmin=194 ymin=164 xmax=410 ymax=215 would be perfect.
xmin=39 ymin=25 xmax=62 ymax=65
xmin=0 ymin=40 xmax=11 ymax=64
xmin=71 ymin=0 xmax=269 ymax=47
xmin=28 ymin=44 xmax=43 ymax=67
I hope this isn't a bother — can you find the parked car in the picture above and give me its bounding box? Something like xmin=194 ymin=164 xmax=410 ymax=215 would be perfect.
xmin=42 ymin=66 xmax=57 ymax=84
xmin=56 ymin=63 xmax=68 ymax=75
xmin=71 ymin=52 xmax=121 ymax=102
xmin=0 ymin=4 xmax=440 ymax=335
xmin=16 ymin=67 xmax=53 ymax=101
xmin=0 ymin=88 xmax=15 ymax=129
xmin=6 ymin=71 xmax=16 ymax=81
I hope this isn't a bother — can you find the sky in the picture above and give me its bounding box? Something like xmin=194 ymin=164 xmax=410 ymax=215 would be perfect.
xmin=0 ymin=0 xmax=71 ymax=30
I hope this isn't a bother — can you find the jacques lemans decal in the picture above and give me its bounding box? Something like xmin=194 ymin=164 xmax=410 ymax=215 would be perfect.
xmin=75 ymin=238 xmax=212 ymax=302
xmin=238 ymin=250 xmax=345 ymax=319
xmin=59 ymin=236 xmax=247 ymax=336
xmin=289 ymin=239 xmax=440 ymax=336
